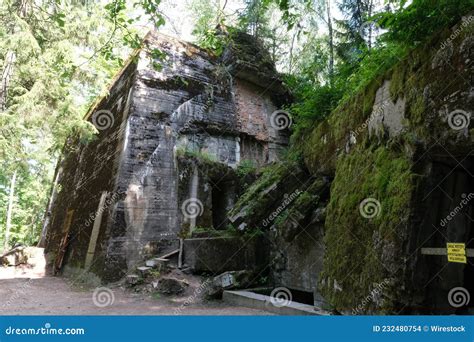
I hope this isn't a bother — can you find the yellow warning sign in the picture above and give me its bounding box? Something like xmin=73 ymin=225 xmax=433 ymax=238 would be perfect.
xmin=448 ymin=247 xmax=465 ymax=254
xmin=447 ymin=243 xmax=467 ymax=264
xmin=447 ymin=243 xmax=465 ymax=250
xmin=448 ymin=254 xmax=467 ymax=263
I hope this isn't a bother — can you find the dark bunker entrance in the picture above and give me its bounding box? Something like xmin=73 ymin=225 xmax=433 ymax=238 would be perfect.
xmin=415 ymin=155 xmax=474 ymax=313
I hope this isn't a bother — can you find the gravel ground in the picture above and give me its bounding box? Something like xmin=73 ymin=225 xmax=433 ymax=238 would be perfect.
xmin=0 ymin=265 xmax=271 ymax=316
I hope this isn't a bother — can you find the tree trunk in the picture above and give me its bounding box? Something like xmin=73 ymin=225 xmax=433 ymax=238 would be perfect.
xmin=0 ymin=50 xmax=16 ymax=112
xmin=288 ymin=30 xmax=298 ymax=73
xmin=327 ymin=0 xmax=334 ymax=84
xmin=368 ymin=0 xmax=374 ymax=50
xmin=4 ymin=170 xmax=17 ymax=252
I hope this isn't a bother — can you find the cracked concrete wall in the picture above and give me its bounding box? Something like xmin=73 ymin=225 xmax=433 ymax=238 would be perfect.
xmin=44 ymin=59 xmax=137 ymax=279
xmin=234 ymin=79 xmax=289 ymax=165
xmin=46 ymin=31 xmax=289 ymax=281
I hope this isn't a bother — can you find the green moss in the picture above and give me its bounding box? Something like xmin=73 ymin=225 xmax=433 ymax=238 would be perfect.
xmin=408 ymin=93 xmax=425 ymax=125
xmin=176 ymin=147 xmax=217 ymax=163
xmin=320 ymin=146 xmax=414 ymax=312
xmin=273 ymin=210 xmax=289 ymax=227
xmin=301 ymin=17 xmax=473 ymax=177
xmin=231 ymin=162 xmax=294 ymax=214
xmin=389 ymin=63 xmax=406 ymax=101
xmin=236 ymin=159 xmax=256 ymax=178
xmin=362 ymin=79 xmax=382 ymax=116
xmin=461 ymin=21 xmax=474 ymax=38
xmin=301 ymin=78 xmax=381 ymax=174
xmin=227 ymin=159 xmax=311 ymax=232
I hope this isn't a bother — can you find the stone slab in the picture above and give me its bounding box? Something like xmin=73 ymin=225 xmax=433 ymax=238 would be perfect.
xmin=223 ymin=290 xmax=329 ymax=316
xmin=183 ymin=236 xmax=268 ymax=273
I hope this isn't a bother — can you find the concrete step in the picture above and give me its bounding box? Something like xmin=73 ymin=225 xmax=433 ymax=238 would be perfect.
xmin=223 ymin=290 xmax=330 ymax=316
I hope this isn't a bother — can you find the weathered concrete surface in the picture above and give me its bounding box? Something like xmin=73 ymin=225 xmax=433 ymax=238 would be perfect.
xmin=368 ymin=80 xmax=406 ymax=138
xmin=183 ymin=236 xmax=268 ymax=274
xmin=177 ymin=156 xmax=243 ymax=232
xmin=272 ymin=223 xmax=326 ymax=304
xmin=222 ymin=290 xmax=328 ymax=315
xmin=44 ymin=31 xmax=289 ymax=282
xmin=45 ymin=57 xmax=137 ymax=280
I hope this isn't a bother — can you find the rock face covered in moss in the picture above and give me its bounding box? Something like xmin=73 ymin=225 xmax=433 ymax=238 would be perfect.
xmin=228 ymin=162 xmax=331 ymax=302
xmin=313 ymin=14 xmax=474 ymax=314
xmin=44 ymin=31 xmax=290 ymax=281
xmin=232 ymin=14 xmax=474 ymax=313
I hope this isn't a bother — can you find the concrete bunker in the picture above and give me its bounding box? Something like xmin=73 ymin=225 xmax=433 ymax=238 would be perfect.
xmin=43 ymin=30 xmax=291 ymax=282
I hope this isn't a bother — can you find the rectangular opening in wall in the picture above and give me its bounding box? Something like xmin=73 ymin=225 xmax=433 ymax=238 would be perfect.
xmin=251 ymin=287 xmax=315 ymax=306
xmin=211 ymin=181 xmax=231 ymax=230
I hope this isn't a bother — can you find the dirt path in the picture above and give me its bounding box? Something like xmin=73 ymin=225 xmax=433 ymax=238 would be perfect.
xmin=0 ymin=266 xmax=270 ymax=315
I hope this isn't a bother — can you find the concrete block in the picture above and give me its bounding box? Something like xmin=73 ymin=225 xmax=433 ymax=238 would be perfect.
xmin=183 ymin=236 xmax=268 ymax=274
